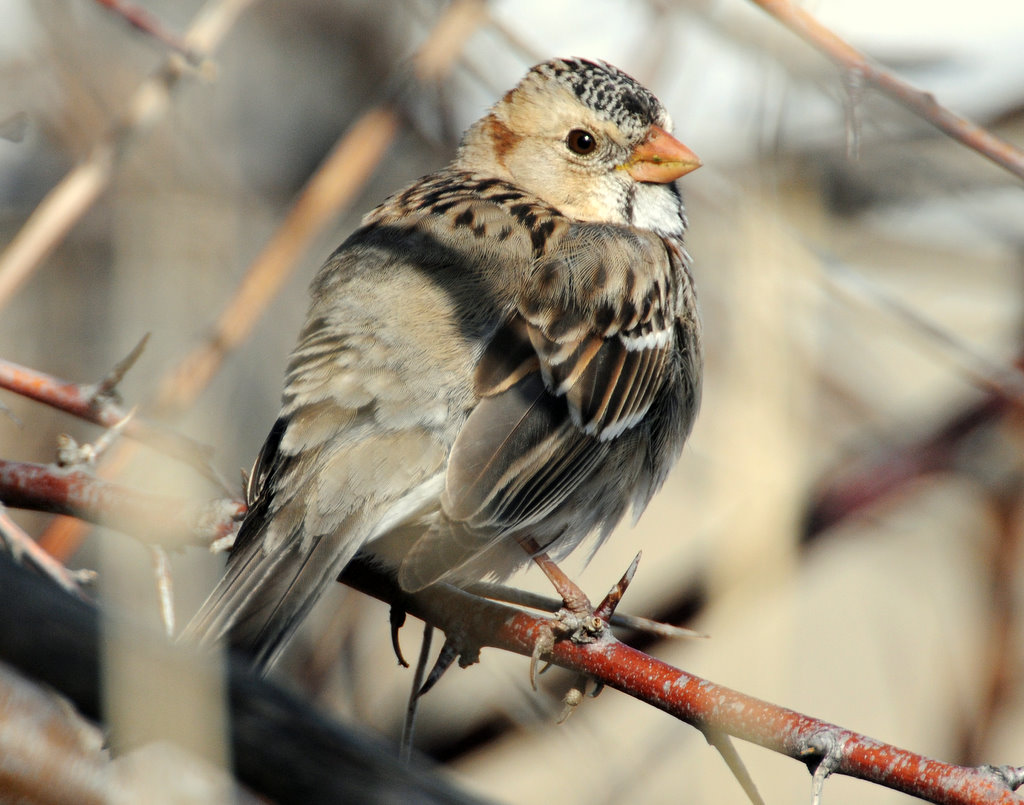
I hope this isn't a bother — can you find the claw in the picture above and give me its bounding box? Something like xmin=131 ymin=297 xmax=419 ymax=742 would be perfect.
xmin=529 ymin=626 xmax=555 ymax=691
xmin=418 ymin=636 xmax=459 ymax=696
xmin=390 ymin=606 xmax=410 ymax=668
xmin=557 ymin=674 xmax=589 ymax=723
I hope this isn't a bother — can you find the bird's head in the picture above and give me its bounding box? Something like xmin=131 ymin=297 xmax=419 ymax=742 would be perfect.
xmin=457 ymin=57 xmax=700 ymax=233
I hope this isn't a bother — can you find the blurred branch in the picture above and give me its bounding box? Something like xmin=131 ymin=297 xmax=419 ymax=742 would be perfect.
xmin=0 ymin=661 xmax=115 ymax=805
xmin=0 ymin=503 xmax=92 ymax=598
xmin=0 ymin=0 xmax=255 ymax=309
xmin=749 ymin=0 xmax=1024 ymax=181
xmin=805 ymin=349 xmax=1024 ymax=537
xmin=805 ymin=391 xmax=1007 ymax=536
xmin=0 ymin=554 xmax=484 ymax=805
xmin=0 ymin=353 xmax=223 ymax=486
xmin=959 ymin=492 xmax=1024 ymax=765
xmin=0 ymin=662 xmax=262 ymax=805
xmin=93 ymin=0 xmax=203 ymax=64
xmin=0 ymin=459 xmax=241 ymax=550
xmin=2 ymin=463 xmax=1021 ymax=804
xmin=822 ymin=261 xmax=1024 ymax=410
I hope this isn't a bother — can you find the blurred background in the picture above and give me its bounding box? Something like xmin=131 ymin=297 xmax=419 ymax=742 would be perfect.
xmin=2 ymin=0 xmax=1024 ymax=802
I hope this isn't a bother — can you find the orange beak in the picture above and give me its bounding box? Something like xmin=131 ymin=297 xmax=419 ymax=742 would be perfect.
xmin=625 ymin=125 xmax=701 ymax=183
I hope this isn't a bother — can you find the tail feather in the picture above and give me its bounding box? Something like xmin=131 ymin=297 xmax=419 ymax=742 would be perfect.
xmin=180 ymin=517 xmax=361 ymax=673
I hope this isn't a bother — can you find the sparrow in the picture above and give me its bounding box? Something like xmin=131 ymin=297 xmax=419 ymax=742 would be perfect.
xmin=185 ymin=57 xmax=703 ymax=671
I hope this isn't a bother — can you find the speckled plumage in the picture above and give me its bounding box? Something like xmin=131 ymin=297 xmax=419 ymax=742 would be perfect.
xmin=184 ymin=58 xmax=703 ymax=670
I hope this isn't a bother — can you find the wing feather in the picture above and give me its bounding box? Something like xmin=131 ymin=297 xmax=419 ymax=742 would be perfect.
xmin=401 ymin=224 xmax=688 ymax=590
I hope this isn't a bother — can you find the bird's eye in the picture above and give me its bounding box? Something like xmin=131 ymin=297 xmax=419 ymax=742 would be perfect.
xmin=566 ymin=129 xmax=597 ymax=155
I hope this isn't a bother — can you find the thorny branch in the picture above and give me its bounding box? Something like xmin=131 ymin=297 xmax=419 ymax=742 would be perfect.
xmin=0 ymin=460 xmax=1021 ymax=804
xmin=3 ymin=2 xmax=1023 ymax=802
xmin=0 ymin=460 xmax=241 ymax=550
xmin=0 ymin=352 xmax=222 ymax=485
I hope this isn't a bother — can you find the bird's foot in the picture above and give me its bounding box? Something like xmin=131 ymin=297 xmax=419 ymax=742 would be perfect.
xmin=527 ymin=551 xmax=642 ymax=690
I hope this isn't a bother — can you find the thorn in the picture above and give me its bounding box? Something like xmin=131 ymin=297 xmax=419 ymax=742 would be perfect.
xmin=594 ymin=551 xmax=641 ymax=621
xmin=90 ymin=406 xmax=137 ymax=459
xmin=704 ymin=728 xmax=766 ymax=805
xmin=94 ymin=333 xmax=150 ymax=400
xmin=799 ymin=729 xmax=844 ymax=805
xmin=418 ymin=636 xmax=459 ymax=696
xmin=0 ymin=400 xmax=22 ymax=427
xmin=54 ymin=407 xmax=136 ymax=467
xmin=608 ymin=611 xmax=708 ymax=639
xmin=390 ymin=606 xmax=410 ymax=668
xmin=465 ymin=580 xmax=706 ymax=639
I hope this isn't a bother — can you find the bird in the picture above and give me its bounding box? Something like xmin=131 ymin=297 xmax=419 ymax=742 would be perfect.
xmin=184 ymin=57 xmax=703 ymax=671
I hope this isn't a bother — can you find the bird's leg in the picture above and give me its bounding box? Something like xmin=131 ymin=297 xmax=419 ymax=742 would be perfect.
xmin=517 ymin=536 xmax=605 ymax=688
xmin=518 ymin=535 xmax=593 ymax=617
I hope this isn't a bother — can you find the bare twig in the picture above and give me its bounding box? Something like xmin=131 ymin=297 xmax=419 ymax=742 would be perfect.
xmin=748 ymin=0 xmax=1024 ymax=181
xmin=0 ymin=0 xmax=254 ymax=309
xmin=93 ymin=0 xmax=203 ymax=64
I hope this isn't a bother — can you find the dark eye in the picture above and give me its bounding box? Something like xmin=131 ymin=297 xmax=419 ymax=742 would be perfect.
xmin=566 ymin=129 xmax=597 ymax=155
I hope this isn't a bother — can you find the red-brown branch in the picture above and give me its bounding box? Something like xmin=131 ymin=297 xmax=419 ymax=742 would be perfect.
xmin=2 ymin=460 xmax=1021 ymax=803
xmin=0 ymin=358 xmax=220 ymax=482
xmin=749 ymin=0 xmax=1024 ymax=182
xmin=342 ymin=563 xmax=1023 ymax=805
xmin=0 ymin=459 xmax=241 ymax=549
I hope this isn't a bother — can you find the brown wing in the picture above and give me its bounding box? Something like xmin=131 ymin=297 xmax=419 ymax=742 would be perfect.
xmin=519 ymin=224 xmax=683 ymax=440
xmin=398 ymin=224 xmax=687 ymax=590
